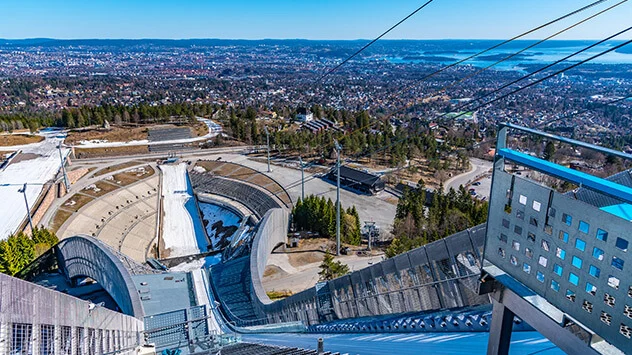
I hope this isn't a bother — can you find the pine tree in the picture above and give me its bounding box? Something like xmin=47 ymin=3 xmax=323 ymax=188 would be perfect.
xmin=318 ymin=253 xmax=350 ymax=281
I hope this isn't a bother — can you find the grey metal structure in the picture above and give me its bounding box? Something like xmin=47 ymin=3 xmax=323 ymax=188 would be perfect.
xmin=22 ymin=235 xmax=153 ymax=319
xmin=213 ymin=215 xmax=491 ymax=327
xmin=481 ymin=123 xmax=632 ymax=355
xmin=0 ymin=272 xmax=144 ymax=355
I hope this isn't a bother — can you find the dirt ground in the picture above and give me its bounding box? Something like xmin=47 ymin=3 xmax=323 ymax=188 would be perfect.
xmin=263 ymin=264 xmax=288 ymax=278
xmin=82 ymin=180 xmax=120 ymax=197
xmin=287 ymin=251 xmax=326 ymax=268
xmin=111 ymin=166 xmax=154 ymax=186
xmin=10 ymin=153 xmax=40 ymax=164
xmin=93 ymin=161 xmax=143 ymax=176
xmin=50 ymin=209 xmax=73 ymax=232
xmin=192 ymin=122 xmax=209 ymax=137
xmin=0 ymin=134 xmax=44 ymax=146
xmin=65 ymin=126 xmax=148 ymax=145
xmin=74 ymin=145 xmax=150 ymax=159
xmin=62 ymin=194 xmax=95 ymax=212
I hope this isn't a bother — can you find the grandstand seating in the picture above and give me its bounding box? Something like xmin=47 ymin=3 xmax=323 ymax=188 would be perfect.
xmin=210 ymin=256 xmax=259 ymax=322
xmin=190 ymin=172 xmax=282 ymax=218
xmin=148 ymin=127 xmax=192 ymax=142
xmin=195 ymin=160 xmax=292 ymax=207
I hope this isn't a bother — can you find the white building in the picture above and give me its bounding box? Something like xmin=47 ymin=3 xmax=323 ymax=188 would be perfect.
xmin=295 ymin=107 xmax=313 ymax=122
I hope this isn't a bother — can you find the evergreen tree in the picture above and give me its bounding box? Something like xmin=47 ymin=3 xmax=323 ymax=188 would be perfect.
xmin=318 ymin=253 xmax=350 ymax=281
xmin=0 ymin=228 xmax=58 ymax=276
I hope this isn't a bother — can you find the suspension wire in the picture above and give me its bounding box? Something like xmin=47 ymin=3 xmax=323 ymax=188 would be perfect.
xmin=276 ymin=32 xmax=632 ymax=196
xmin=389 ymin=0 xmax=628 ymax=119
xmin=397 ymin=0 xmax=609 ymax=85
xmin=443 ymin=30 xmax=632 ymax=123
xmin=317 ymin=0 xmax=436 ymax=82
xmin=301 ymin=0 xmax=617 ymax=166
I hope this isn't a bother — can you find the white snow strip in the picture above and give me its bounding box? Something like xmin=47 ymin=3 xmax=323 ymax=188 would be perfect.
xmin=73 ymin=117 xmax=222 ymax=148
xmin=0 ymin=129 xmax=69 ymax=239
xmin=160 ymin=163 xmax=208 ymax=256
xmin=169 ymin=255 xmax=222 ymax=272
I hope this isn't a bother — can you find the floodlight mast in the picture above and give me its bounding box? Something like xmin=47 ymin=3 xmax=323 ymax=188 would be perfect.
xmin=299 ymin=156 xmax=305 ymax=201
xmin=58 ymin=144 xmax=70 ymax=192
xmin=18 ymin=183 xmax=34 ymax=233
xmin=264 ymin=126 xmax=271 ymax=173
xmin=334 ymin=140 xmax=342 ymax=256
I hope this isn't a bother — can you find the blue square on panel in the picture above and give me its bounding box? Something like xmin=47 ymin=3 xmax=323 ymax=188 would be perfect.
xmin=559 ymin=231 xmax=569 ymax=243
xmin=588 ymin=265 xmax=600 ymax=278
xmin=596 ymin=229 xmax=608 ymax=242
xmin=556 ymin=248 xmax=566 ymax=260
xmin=568 ymin=273 xmax=579 ymax=286
xmin=615 ymin=238 xmax=628 ymax=252
xmin=572 ymin=256 xmax=583 ymax=269
xmin=611 ymin=256 xmax=624 ymax=271
xmin=578 ymin=221 xmax=589 ymax=234
xmin=592 ymin=247 xmax=604 ymax=261
xmin=575 ymin=239 xmax=586 ymax=252
xmin=553 ymin=264 xmax=563 ymax=276
xmin=585 ymin=282 xmax=597 ymax=295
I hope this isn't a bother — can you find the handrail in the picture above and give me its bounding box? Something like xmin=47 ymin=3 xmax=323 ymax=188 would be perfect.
xmin=500 ymin=122 xmax=632 ymax=161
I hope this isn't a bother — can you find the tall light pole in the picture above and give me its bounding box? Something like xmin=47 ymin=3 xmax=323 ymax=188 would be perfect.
xmin=18 ymin=183 xmax=34 ymax=233
xmin=299 ymin=156 xmax=305 ymax=201
xmin=334 ymin=140 xmax=342 ymax=256
xmin=58 ymin=144 xmax=70 ymax=192
xmin=264 ymin=126 xmax=271 ymax=173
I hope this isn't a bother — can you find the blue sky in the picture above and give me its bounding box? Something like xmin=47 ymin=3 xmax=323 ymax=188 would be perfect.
xmin=0 ymin=0 xmax=629 ymax=40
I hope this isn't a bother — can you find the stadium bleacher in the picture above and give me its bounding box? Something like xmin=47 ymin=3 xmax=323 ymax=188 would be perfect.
xmin=195 ymin=160 xmax=292 ymax=207
xmin=190 ymin=172 xmax=282 ymax=218
xmin=209 ymin=256 xmax=259 ymax=322
xmin=148 ymin=127 xmax=192 ymax=142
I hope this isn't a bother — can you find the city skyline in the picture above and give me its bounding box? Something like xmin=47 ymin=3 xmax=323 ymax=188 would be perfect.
xmin=0 ymin=0 xmax=630 ymax=40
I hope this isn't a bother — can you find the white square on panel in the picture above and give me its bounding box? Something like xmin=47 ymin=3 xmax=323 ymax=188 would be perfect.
xmin=533 ymin=201 xmax=541 ymax=212
xmin=519 ymin=195 xmax=527 ymax=205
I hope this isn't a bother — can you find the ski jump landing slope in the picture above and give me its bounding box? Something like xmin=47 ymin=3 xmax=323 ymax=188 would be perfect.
xmin=159 ymin=163 xmax=208 ymax=257
xmin=0 ymin=129 xmax=69 ymax=239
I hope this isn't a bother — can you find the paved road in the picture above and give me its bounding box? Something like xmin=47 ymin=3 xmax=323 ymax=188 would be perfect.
xmin=264 ymin=252 xmax=384 ymax=294
xmin=444 ymin=158 xmax=492 ymax=193
xmin=243 ymin=331 xmax=562 ymax=355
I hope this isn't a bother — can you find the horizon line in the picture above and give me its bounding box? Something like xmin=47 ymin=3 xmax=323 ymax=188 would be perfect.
xmin=1 ymin=37 xmax=625 ymax=42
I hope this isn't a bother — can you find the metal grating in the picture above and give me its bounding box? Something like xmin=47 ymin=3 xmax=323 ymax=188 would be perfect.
xmin=11 ymin=323 xmax=32 ymax=355
xmin=484 ymin=163 xmax=632 ymax=352
xmin=40 ymin=325 xmax=55 ymax=355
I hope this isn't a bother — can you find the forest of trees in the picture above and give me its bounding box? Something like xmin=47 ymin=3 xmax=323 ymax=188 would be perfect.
xmin=0 ymin=101 xmax=207 ymax=132
xmin=1 ymin=101 xmax=475 ymax=171
xmin=386 ymin=183 xmax=488 ymax=257
xmin=292 ymin=194 xmax=362 ymax=247
xmin=0 ymin=228 xmax=59 ymax=276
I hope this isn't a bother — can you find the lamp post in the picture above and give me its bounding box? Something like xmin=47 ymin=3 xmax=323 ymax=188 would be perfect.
xmin=299 ymin=156 xmax=305 ymax=201
xmin=264 ymin=126 xmax=271 ymax=173
xmin=18 ymin=183 xmax=34 ymax=233
xmin=334 ymin=140 xmax=342 ymax=256
xmin=58 ymin=144 xmax=70 ymax=192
